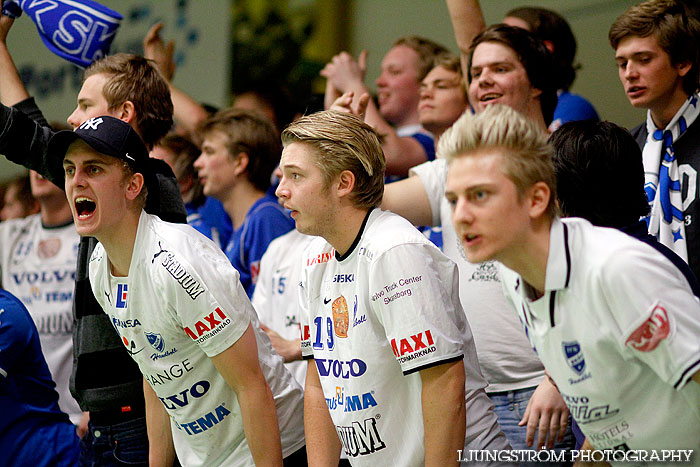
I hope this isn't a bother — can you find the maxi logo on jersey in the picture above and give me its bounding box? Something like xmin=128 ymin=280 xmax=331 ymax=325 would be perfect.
xmin=152 ymin=244 xmax=205 ymax=300
xmin=116 ymin=283 xmax=128 ymax=309
xmin=159 ymin=380 xmax=211 ymax=410
xmin=391 ymin=330 xmax=436 ymax=364
xmin=316 ymin=358 xmax=367 ymax=379
xmin=337 ymin=418 xmax=386 ymax=458
xmin=184 ymin=307 xmax=231 ymax=344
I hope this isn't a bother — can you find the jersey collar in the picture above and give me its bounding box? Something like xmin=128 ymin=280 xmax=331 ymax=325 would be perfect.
xmin=544 ymin=217 xmax=572 ymax=292
xmin=335 ymin=208 xmax=373 ymax=262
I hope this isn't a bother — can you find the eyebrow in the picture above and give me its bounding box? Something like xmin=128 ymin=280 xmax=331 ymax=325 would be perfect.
xmin=615 ymin=50 xmax=655 ymax=60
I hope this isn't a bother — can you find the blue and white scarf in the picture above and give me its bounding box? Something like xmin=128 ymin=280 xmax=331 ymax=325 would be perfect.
xmin=642 ymin=94 xmax=700 ymax=261
xmin=2 ymin=0 xmax=122 ymax=68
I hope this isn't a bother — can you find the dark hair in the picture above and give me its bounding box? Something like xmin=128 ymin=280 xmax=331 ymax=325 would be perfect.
xmin=609 ymin=0 xmax=700 ymax=96
xmin=467 ymin=24 xmax=558 ymax=126
xmin=84 ymin=54 xmax=174 ymax=149
xmin=158 ymin=135 xmax=204 ymax=201
xmin=197 ymin=108 xmax=281 ymax=192
xmin=506 ymin=7 xmax=578 ymax=90
xmin=549 ymin=120 xmax=650 ymax=227
xmin=234 ymin=85 xmax=296 ymax=131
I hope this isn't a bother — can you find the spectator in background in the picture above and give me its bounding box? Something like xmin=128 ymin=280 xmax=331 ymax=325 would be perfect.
xmin=0 ymin=169 xmax=82 ymax=426
xmin=0 ymin=288 xmax=79 ymax=466
xmin=194 ymin=109 xmax=294 ymax=297
xmin=550 ymin=119 xmax=700 ymax=297
xmin=610 ymin=0 xmax=700 ymax=280
xmin=152 ymin=134 xmax=232 ymax=249
xmin=0 ymin=174 xmax=39 ymax=221
xmin=504 ymin=6 xmax=599 ymax=131
xmin=322 ymin=36 xmax=448 ymax=180
xmin=418 ymin=52 xmax=469 ymax=142
xmin=445 ymin=0 xmax=599 ymax=133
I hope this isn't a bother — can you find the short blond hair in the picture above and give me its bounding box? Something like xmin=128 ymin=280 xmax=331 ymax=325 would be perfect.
xmin=439 ymin=104 xmax=558 ymax=219
xmin=282 ymin=111 xmax=385 ymax=209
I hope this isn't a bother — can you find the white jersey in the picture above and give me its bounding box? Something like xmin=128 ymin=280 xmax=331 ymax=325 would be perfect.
xmin=251 ymin=229 xmax=315 ymax=385
xmin=89 ymin=212 xmax=305 ymax=467
xmin=410 ymin=159 xmax=544 ymax=391
xmin=0 ymin=214 xmax=82 ymax=423
xmin=300 ymin=209 xmax=508 ymax=466
xmin=500 ymin=218 xmax=700 ymax=456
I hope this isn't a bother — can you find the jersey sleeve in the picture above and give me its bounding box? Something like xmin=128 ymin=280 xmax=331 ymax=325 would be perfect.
xmin=251 ymin=241 xmax=275 ymax=323
xmin=240 ymin=204 xmax=294 ymax=297
xmin=368 ymin=242 xmax=464 ymax=375
xmin=0 ymin=102 xmax=60 ymax=187
xmin=409 ymin=159 xmax=447 ymax=228
xmin=601 ymin=245 xmax=700 ymax=389
xmin=411 ymin=133 xmax=435 ymax=161
xmin=170 ymin=236 xmax=252 ymax=358
xmin=298 ymin=261 xmax=314 ymax=361
xmin=0 ymin=294 xmax=34 ymax=378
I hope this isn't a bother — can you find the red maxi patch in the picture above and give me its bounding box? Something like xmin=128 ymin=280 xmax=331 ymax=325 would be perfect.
xmin=625 ymin=305 xmax=670 ymax=352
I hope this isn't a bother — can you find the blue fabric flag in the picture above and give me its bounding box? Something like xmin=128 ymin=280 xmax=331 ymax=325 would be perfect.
xmin=2 ymin=0 xmax=122 ymax=68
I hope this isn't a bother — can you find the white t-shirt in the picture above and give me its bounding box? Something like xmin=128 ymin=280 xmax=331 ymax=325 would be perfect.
xmin=410 ymin=159 xmax=544 ymax=391
xmin=500 ymin=218 xmax=700 ymax=455
xmin=252 ymin=229 xmax=315 ymax=385
xmin=90 ymin=212 xmax=305 ymax=467
xmin=300 ymin=209 xmax=508 ymax=466
xmin=0 ymin=214 xmax=82 ymax=423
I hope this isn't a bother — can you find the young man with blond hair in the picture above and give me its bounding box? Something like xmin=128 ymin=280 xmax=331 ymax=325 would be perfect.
xmin=276 ymin=110 xmax=510 ymax=466
xmin=444 ymin=104 xmax=700 ymax=457
xmin=50 ymin=116 xmax=306 ymax=466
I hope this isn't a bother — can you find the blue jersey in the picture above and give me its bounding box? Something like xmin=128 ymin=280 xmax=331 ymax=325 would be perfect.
xmin=0 ymin=289 xmax=79 ymax=466
xmin=186 ymin=197 xmax=233 ymax=249
xmin=549 ymin=91 xmax=599 ymax=132
xmin=225 ymin=194 xmax=295 ymax=297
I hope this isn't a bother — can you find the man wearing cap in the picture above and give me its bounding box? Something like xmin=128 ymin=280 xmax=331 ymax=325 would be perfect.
xmin=52 ymin=116 xmax=306 ymax=466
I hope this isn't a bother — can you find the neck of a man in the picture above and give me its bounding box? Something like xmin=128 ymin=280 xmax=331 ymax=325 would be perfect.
xmin=390 ymin=107 xmax=421 ymax=130
xmin=325 ymin=205 xmax=372 ymax=258
xmin=525 ymin=101 xmax=549 ymax=134
xmin=100 ymin=209 xmax=142 ymax=278
xmin=39 ymin=197 xmax=73 ymax=227
xmin=221 ymin=182 xmax=266 ymax=231
xmin=500 ymin=215 xmax=552 ymax=299
xmin=649 ymin=90 xmax=691 ymax=129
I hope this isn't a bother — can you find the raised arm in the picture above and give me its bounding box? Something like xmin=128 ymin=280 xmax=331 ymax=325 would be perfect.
xmin=445 ymin=0 xmax=487 ymax=76
xmin=143 ymin=23 xmax=209 ymax=142
xmin=144 ymin=378 xmax=176 ymax=467
xmin=322 ymin=52 xmax=430 ymax=177
xmin=382 ymin=175 xmax=433 ymax=226
xmin=421 ymin=359 xmax=466 ymax=466
xmin=0 ymin=11 xmax=29 ymax=106
xmin=304 ymin=359 xmax=342 ymax=465
xmin=210 ymin=323 xmax=284 ymax=466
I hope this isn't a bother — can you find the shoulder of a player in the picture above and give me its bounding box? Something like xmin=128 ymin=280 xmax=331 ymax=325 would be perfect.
xmin=567 ymin=220 xmax=675 ymax=283
xmin=363 ymin=210 xmax=435 ymax=255
xmin=0 ymin=214 xmax=38 ymax=237
xmin=0 ymin=290 xmax=32 ymax=325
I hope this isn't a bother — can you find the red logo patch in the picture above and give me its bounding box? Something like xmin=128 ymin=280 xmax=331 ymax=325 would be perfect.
xmin=625 ymin=305 xmax=670 ymax=352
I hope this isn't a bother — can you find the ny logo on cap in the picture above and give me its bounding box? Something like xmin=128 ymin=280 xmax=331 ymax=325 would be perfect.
xmin=80 ymin=117 xmax=104 ymax=131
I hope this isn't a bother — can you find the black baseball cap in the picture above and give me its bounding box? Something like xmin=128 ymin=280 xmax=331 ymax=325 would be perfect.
xmin=48 ymin=116 xmax=150 ymax=178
